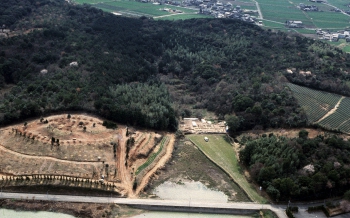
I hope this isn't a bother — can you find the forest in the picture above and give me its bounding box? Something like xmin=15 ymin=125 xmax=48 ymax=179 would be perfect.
xmin=1 ymin=0 xmax=350 ymax=132
xmin=239 ymin=130 xmax=350 ymax=201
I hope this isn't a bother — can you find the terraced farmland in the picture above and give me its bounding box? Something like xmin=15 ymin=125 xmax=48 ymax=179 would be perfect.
xmin=287 ymin=83 xmax=350 ymax=134
xmin=322 ymin=96 xmax=350 ymax=133
xmin=287 ymin=83 xmax=341 ymax=122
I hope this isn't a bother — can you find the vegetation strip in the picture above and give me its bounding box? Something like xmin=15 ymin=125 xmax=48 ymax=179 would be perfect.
xmin=136 ymin=136 xmax=168 ymax=175
xmin=187 ymin=134 xmax=266 ymax=203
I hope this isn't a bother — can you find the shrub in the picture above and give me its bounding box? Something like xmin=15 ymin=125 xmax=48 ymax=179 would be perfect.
xmin=102 ymin=120 xmax=117 ymax=129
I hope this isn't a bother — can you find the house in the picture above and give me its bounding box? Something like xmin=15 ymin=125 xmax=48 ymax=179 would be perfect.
xmin=338 ymin=33 xmax=346 ymax=39
xmin=286 ymin=20 xmax=303 ymax=28
xmin=331 ymin=34 xmax=339 ymax=41
xmin=323 ymin=34 xmax=331 ymax=40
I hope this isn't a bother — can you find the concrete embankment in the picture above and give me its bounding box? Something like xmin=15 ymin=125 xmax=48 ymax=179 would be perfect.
xmin=133 ymin=204 xmax=259 ymax=215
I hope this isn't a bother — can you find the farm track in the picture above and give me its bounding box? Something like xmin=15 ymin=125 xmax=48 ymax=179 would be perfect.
xmin=134 ymin=134 xmax=175 ymax=197
xmin=0 ymin=144 xmax=100 ymax=166
xmin=254 ymin=0 xmax=263 ymax=19
xmin=315 ymin=96 xmax=344 ymax=124
xmin=116 ymin=128 xmax=133 ymax=196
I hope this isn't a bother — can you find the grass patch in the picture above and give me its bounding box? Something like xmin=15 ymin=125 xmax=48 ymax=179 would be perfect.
xmin=187 ymin=134 xmax=266 ymax=203
xmin=75 ymin=0 xmax=199 ymax=19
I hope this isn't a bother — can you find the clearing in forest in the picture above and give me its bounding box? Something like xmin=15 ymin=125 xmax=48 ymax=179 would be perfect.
xmin=187 ymin=134 xmax=266 ymax=203
xmin=0 ymin=114 xmax=175 ymax=197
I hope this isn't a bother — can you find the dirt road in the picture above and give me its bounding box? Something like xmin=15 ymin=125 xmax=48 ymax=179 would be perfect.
xmin=134 ymin=134 xmax=175 ymax=197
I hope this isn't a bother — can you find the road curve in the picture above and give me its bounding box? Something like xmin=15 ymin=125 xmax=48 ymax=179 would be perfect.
xmin=0 ymin=192 xmax=288 ymax=218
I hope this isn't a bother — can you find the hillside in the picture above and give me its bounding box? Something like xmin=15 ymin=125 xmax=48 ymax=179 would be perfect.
xmin=0 ymin=114 xmax=175 ymax=197
xmin=1 ymin=0 xmax=350 ymax=131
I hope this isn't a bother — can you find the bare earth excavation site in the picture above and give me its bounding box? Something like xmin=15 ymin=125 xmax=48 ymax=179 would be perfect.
xmin=0 ymin=114 xmax=175 ymax=198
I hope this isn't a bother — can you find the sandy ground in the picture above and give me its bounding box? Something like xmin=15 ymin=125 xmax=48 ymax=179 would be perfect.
xmin=0 ymin=114 xmax=175 ymax=198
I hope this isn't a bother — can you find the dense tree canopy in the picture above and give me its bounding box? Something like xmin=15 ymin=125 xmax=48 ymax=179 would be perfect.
xmin=1 ymin=0 xmax=350 ymax=131
xmin=239 ymin=132 xmax=350 ymax=201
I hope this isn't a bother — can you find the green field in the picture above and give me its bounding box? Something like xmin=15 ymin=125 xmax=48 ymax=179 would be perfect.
xmin=327 ymin=0 xmax=350 ymax=10
xmin=74 ymin=0 xmax=203 ymax=19
xmin=187 ymin=134 xmax=267 ymax=203
xmin=257 ymin=0 xmax=350 ymax=30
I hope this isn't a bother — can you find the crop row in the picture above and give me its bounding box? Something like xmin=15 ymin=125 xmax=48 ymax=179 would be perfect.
xmin=135 ymin=136 xmax=168 ymax=175
xmin=288 ymin=83 xmax=340 ymax=107
xmin=319 ymin=111 xmax=347 ymax=130
xmin=336 ymin=97 xmax=350 ymax=115
xmin=293 ymin=92 xmax=329 ymax=122
xmin=338 ymin=119 xmax=350 ymax=133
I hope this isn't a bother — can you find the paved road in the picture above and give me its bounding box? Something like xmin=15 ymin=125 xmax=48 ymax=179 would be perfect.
xmin=0 ymin=192 xmax=288 ymax=218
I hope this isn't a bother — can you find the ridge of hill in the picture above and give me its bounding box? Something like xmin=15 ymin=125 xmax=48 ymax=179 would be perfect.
xmin=1 ymin=0 xmax=350 ymax=131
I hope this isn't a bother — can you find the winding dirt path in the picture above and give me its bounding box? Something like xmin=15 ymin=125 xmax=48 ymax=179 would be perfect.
xmin=133 ymin=134 xmax=175 ymax=197
xmin=315 ymin=96 xmax=344 ymax=124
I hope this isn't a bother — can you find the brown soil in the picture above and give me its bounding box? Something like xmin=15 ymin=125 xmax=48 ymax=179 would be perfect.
xmin=134 ymin=134 xmax=175 ymax=197
xmin=0 ymin=114 xmax=175 ymax=198
xmin=0 ymin=198 xmax=143 ymax=218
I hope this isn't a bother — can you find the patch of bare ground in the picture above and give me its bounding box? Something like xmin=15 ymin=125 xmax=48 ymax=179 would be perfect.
xmin=0 ymin=199 xmax=143 ymax=218
xmin=0 ymin=114 xmax=175 ymax=198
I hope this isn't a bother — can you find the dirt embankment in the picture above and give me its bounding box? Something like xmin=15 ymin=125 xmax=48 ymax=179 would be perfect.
xmin=134 ymin=134 xmax=175 ymax=197
xmin=0 ymin=199 xmax=143 ymax=218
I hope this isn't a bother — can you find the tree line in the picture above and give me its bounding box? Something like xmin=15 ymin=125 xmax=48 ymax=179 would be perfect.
xmin=239 ymin=130 xmax=350 ymax=201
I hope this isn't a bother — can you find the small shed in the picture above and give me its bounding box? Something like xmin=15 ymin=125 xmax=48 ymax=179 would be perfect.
xmin=204 ymin=137 xmax=209 ymax=142
xmin=69 ymin=61 xmax=78 ymax=67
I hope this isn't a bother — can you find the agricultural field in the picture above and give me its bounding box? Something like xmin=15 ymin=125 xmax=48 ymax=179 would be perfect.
xmin=256 ymin=0 xmax=350 ymax=30
xmin=0 ymin=114 xmax=175 ymax=197
xmin=73 ymin=0 xmax=208 ymax=20
xmin=287 ymin=83 xmax=350 ymax=134
xmin=287 ymin=83 xmax=341 ymax=122
xmin=187 ymin=134 xmax=267 ymax=203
